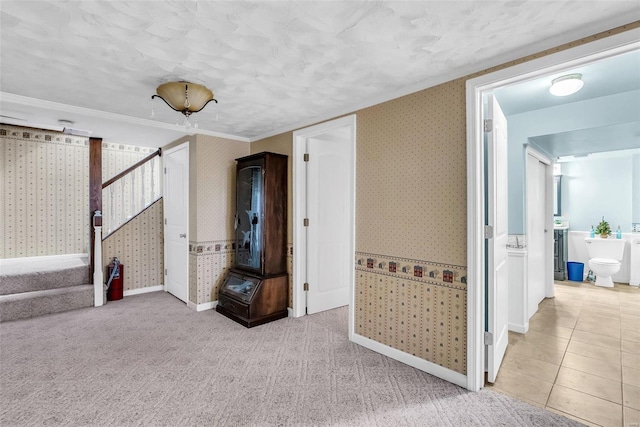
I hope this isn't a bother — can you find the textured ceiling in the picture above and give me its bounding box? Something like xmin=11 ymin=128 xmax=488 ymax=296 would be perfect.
xmin=1 ymin=1 xmax=640 ymax=146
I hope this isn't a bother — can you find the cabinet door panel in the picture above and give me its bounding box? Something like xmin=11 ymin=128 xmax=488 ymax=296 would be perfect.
xmin=235 ymin=164 xmax=264 ymax=272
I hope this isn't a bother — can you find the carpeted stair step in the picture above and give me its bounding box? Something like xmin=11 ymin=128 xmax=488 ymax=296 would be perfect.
xmin=0 ymin=284 xmax=94 ymax=322
xmin=0 ymin=266 xmax=89 ymax=295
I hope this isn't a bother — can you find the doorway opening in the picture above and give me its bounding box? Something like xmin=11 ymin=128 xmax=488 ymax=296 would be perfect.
xmin=292 ymin=115 xmax=356 ymax=330
xmin=466 ymin=30 xmax=639 ymax=391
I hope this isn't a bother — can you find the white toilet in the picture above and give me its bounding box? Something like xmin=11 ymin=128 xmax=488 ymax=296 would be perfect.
xmin=585 ymin=237 xmax=626 ymax=288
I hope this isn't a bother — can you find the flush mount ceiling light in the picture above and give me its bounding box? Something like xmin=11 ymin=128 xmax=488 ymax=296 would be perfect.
xmin=549 ymin=73 xmax=584 ymax=96
xmin=151 ymin=81 xmax=217 ymax=128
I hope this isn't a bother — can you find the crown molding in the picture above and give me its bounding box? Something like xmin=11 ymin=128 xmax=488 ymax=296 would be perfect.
xmin=0 ymin=92 xmax=250 ymax=143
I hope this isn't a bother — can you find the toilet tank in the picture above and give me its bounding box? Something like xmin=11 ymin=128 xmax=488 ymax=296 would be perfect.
xmin=584 ymin=237 xmax=626 ymax=261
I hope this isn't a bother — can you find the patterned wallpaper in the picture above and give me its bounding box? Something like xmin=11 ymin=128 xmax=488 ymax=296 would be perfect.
xmin=0 ymin=126 xmax=88 ymax=258
xmin=250 ymin=86 xmax=468 ymax=373
xmin=102 ymin=142 xmax=156 ymax=181
xmin=350 ymin=79 xmax=468 ymax=374
xmin=184 ymin=134 xmax=249 ymax=305
xmin=182 ymin=135 xmax=294 ymax=307
xmin=355 ymin=83 xmax=467 ymax=265
xmin=247 ymin=24 xmax=638 ymax=376
xmin=355 ymin=268 xmax=466 ymax=374
xmin=102 ymin=199 xmax=164 ymax=292
xmin=355 ymin=252 xmax=467 ymax=373
xmin=193 ymin=135 xmax=249 ymax=242
xmin=189 ymin=240 xmax=235 ymax=305
xmin=0 ymin=123 xmax=156 ymax=260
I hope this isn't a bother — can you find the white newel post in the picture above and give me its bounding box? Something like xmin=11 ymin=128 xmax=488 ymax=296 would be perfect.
xmin=93 ymin=210 xmax=104 ymax=307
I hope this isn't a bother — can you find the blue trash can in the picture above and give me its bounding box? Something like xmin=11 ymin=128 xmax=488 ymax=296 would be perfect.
xmin=567 ymin=262 xmax=584 ymax=282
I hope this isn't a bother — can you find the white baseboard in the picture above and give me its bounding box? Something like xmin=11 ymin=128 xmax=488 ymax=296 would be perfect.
xmin=123 ymin=285 xmax=164 ymax=297
xmin=287 ymin=307 xmax=293 ymax=317
xmin=350 ymin=333 xmax=467 ymax=389
xmin=508 ymin=322 xmax=529 ymax=334
xmin=187 ymin=300 xmax=218 ymax=312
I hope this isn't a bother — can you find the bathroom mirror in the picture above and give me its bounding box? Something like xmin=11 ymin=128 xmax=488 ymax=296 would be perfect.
xmin=553 ymin=175 xmax=561 ymax=216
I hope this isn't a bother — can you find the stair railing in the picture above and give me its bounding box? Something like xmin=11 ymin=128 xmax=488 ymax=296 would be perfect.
xmin=93 ymin=210 xmax=104 ymax=307
xmin=102 ymin=150 xmax=162 ymax=239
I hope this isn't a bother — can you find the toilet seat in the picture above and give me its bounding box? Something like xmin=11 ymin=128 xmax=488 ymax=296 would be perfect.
xmin=589 ymin=258 xmax=620 ymax=266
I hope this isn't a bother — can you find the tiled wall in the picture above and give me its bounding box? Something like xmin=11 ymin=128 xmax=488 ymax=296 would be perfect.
xmin=102 ymin=199 xmax=164 ymax=291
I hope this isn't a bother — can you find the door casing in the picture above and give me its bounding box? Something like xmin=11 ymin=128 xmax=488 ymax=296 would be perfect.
xmin=466 ymin=29 xmax=639 ymax=392
xmin=163 ymin=142 xmax=189 ymax=304
xmin=525 ymin=147 xmax=554 ymax=320
xmin=292 ymin=115 xmax=356 ymax=326
xmin=485 ymin=94 xmax=509 ymax=384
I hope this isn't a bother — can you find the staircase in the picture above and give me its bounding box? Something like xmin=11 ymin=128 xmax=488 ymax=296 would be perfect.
xmin=0 ymin=257 xmax=96 ymax=322
xmin=0 ymin=147 xmax=161 ymax=322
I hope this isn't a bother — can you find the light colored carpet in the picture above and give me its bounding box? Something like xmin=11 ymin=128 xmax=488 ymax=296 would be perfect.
xmin=0 ymin=254 xmax=88 ymax=276
xmin=0 ymin=292 xmax=582 ymax=426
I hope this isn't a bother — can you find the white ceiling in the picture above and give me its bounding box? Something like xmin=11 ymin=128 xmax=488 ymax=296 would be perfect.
xmin=1 ymin=1 xmax=640 ymax=147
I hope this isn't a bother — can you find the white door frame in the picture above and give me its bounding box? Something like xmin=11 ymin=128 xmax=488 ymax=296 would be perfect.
xmin=525 ymin=146 xmax=554 ymax=306
xmin=292 ymin=115 xmax=356 ymax=324
xmin=465 ymin=29 xmax=639 ymax=391
xmin=163 ymin=141 xmax=189 ymax=303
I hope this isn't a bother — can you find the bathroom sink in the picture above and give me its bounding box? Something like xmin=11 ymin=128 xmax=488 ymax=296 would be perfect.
xmin=553 ymin=219 xmax=569 ymax=230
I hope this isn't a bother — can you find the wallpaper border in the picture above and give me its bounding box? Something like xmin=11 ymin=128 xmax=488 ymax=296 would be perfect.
xmin=0 ymin=124 xmax=155 ymax=154
xmin=355 ymin=251 xmax=467 ymax=291
xmin=189 ymin=239 xmax=235 ymax=255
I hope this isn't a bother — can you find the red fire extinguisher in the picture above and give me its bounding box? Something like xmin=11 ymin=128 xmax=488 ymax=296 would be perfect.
xmin=106 ymin=257 xmax=124 ymax=301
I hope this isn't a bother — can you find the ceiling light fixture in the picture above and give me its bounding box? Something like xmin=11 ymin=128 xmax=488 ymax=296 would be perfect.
xmin=151 ymin=81 xmax=217 ymax=128
xmin=549 ymin=73 xmax=584 ymax=96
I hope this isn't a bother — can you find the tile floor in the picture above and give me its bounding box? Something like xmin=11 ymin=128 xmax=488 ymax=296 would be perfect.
xmin=487 ymin=279 xmax=640 ymax=427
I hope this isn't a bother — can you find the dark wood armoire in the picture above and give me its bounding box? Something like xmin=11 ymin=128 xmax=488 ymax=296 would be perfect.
xmin=216 ymin=152 xmax=288 ymax=328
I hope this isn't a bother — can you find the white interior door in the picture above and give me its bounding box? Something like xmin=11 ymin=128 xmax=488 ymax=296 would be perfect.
xmin=526 ymin=153 xmax=546 ymax=318
xmin=305 ymin=132 xmax=352 ymax=314
xmin=486 ymin=94 xmax=509 ymax=384
xmin=164 ymin=143 xmax=189 ymax=303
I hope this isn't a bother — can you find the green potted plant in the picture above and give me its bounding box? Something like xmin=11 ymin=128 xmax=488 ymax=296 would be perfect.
xmin=595 ymin=216 xmax=611 ymax=238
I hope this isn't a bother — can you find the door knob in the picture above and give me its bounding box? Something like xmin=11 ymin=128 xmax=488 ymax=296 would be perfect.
xmin=179 ymin=233 xmax=186 ymax=238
